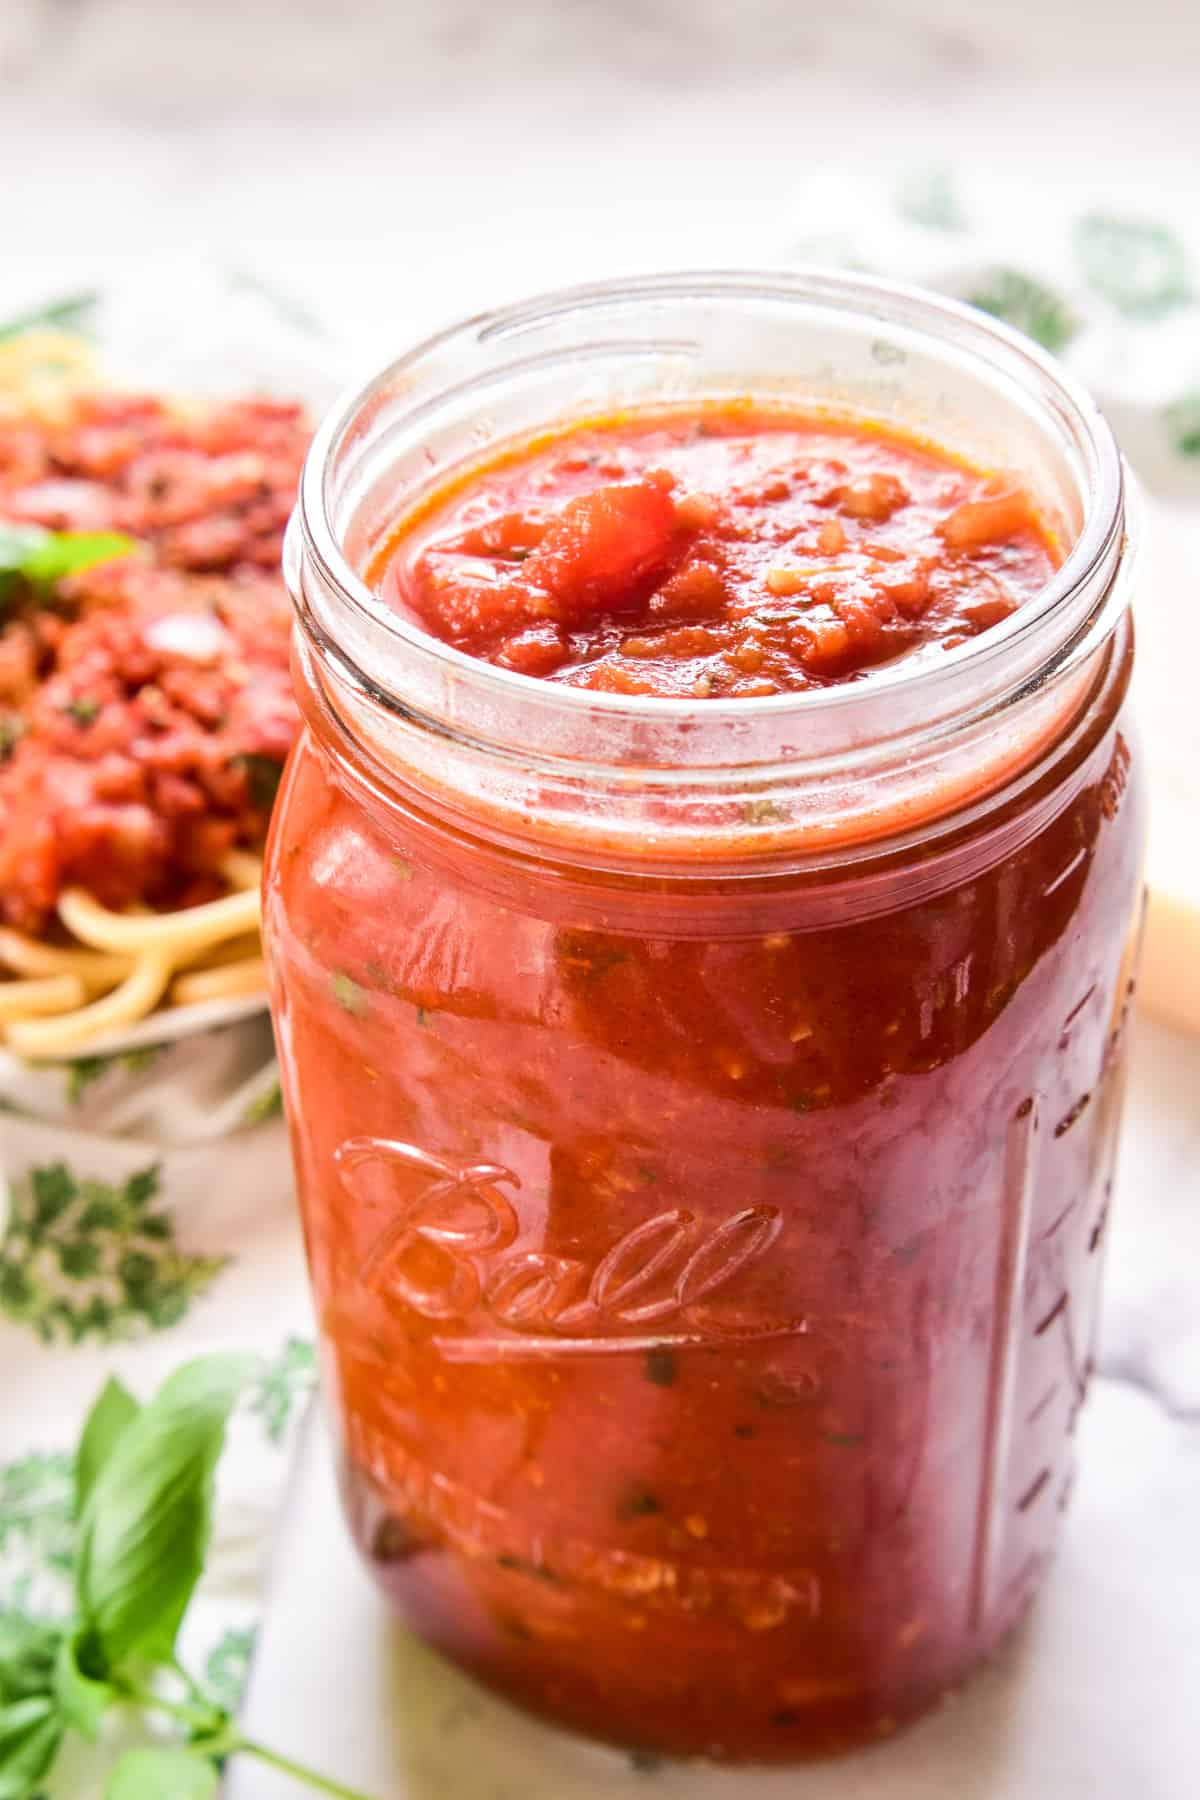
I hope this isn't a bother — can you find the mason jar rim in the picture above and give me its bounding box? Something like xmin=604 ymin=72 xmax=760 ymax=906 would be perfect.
xmin=295 ymin=267 xmax=1128 ymax=733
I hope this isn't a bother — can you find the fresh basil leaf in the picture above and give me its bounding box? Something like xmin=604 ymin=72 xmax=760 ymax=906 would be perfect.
xmin=0 ymin=527 xmax=48 ymax=607
xmin=0 ymin=1695 xmax=63 ymax=1800
xmin=0 ymin=1616 xmax=60 ymax=1705
xmin=0 ymin=525 xmax=137 ymax=613
xmin=21 ymin=531 xmax=138 ymax=592
xmin=106 ymin=1746 xmax=218 ymax=1799
xmin=75 ymin=1376 xmax=139 ymax=1519
xmin=53 ymin=1630 xmax=114 ymax=1742
xmin=75 ymin=1353 xmax=255 ymax=1667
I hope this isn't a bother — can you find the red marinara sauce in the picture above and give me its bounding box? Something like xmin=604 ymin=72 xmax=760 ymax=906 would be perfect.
xmin=0 ymin=392 xmax=309 ymax=928
xmin=266 ymin=395 xmax=1143 ymax=1760
xmin=378 ymin=405 xmax=1057 ymax=695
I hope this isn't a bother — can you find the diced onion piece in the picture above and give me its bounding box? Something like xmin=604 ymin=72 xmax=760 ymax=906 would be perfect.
xmin=142 ymin=610 xmax=233 ymax=664
xmin=939 ymin=490 xmax=1030 ymax=550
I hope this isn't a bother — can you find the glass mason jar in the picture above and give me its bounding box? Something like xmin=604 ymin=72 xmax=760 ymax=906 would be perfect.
xmin=265 ymin=273 xmax=1145 ymax=1762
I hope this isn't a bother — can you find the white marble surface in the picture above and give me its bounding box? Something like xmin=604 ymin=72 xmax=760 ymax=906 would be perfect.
xmin=3 ymin=2 xmax=1197 ymax=1792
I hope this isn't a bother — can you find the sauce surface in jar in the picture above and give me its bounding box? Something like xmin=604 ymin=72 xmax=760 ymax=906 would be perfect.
xmin=268 ymin=394 xmax=1141 ymax=1763
xmin=375 ymin=405 xmax=1059 ymax=694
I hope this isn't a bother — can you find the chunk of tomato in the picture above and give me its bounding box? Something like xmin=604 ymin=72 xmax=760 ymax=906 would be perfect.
xmin=523 ymin=473 xmax=680 ymax=618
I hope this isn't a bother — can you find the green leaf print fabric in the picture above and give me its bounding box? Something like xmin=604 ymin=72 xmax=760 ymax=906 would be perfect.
xmin=788 ymin=167 xmax=1200 ymax=490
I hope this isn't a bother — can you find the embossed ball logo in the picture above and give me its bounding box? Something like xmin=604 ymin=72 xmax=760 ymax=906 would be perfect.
xmin=335 ymin=1137 xmax=792 ymax=1361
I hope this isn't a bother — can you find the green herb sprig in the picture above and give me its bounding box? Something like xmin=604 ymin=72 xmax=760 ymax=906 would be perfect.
xmin=0 ymin=1356 xmax=377 ymax=1799
xmin=0 ymin=524 xmax=137 ymax=614
xmin=0 ymin=293 xmax=101 ymax=341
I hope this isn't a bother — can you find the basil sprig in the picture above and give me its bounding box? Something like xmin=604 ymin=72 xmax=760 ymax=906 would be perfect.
xmin=0 ymin=524 xmax=137 ymax=612
xmin=0 ymin=1355 xmax=377 ymax=1799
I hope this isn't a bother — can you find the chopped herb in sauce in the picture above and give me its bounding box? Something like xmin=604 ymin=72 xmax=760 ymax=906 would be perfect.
xmin=330 ymin=971 xmax=367 ymax=1016
xmin=643 ymin=1347 xmax=677 ymax=1387
xmin=559 ymin=933 xmax=631 ymax=979
xmin=618 ymin=1482 xmax=662 ymax=1520
xmin=63 ymin=695 xmax=99 ymax=726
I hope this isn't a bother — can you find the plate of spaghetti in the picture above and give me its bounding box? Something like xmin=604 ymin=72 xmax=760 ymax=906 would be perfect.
xmin=0 ymin=315 xmax=313 ymax=1060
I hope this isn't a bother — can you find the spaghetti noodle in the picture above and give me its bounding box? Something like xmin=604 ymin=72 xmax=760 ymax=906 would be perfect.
xmin=0 ymin=852 xmax=267 ymax=1056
